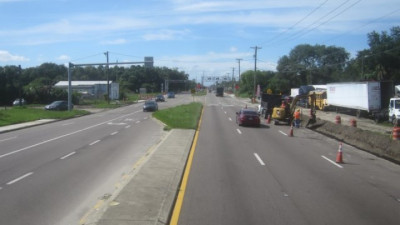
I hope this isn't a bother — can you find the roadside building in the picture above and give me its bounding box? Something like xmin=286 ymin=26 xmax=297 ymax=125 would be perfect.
xmin=54 ymin=81 xmax=119 ymax=100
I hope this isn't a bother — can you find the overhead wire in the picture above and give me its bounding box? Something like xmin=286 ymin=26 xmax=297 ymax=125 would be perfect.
xmin=289 ymin=0 xmax=363 ymax=41
xmin=70 ymin=53 xmax=105 ymax=63
xmin=258 ymin=0 xmax=329 ymax=47
xmin=322 ymin=7 xmax=400 ymax=44
xmin=279 ymin=0 xmax=353 ymax=44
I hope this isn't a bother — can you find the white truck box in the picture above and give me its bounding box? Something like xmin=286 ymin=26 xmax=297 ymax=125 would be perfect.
xmin=326 ymin=82 xmax=381 ymax=112
xmin=290 ymin=88 xmax=299 ymax=97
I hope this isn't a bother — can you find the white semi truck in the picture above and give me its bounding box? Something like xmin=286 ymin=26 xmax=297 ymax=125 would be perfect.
xmin=325 ymin=81 xmax=393 ymax=122
xmin=389 ymin=85 xmax=400 ymax=125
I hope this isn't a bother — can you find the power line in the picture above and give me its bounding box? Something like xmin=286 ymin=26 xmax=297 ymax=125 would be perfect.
xmin=70 ymin=53 xmax=104 ymax=63
xmin=283 ymin=0 xmax=354 ymax=43
xmin=322 ymin=7 xmax=400 ymax=44
xmin=260 ymin=0 xmax=329 ymax=46
xmin=293 ymin=0 xmax=364 ymax=40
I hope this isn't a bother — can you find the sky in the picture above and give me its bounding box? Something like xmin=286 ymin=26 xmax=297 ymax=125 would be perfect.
xmin=0 ymin=0 xmax=399 ymax=83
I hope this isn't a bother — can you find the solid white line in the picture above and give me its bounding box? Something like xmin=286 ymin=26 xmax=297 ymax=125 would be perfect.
xmin=60 ymin=152 xmax=76 ymax=160
xmin=254 ymin=153 xmax=266 ymax=166
xmin=279 ymin=130 xmax=288 ymax=136
xmin=125 ymin=125 xmax=131 ymax=129
xmin=89 ymin=140 xmax=100 ymax=146
xmin=0 ymin=111 xmax=140 ymax=159
xmin=7 ymin=172 xmax=34 ymax=185
xmin=321 ymin=155 xmax=343 ymax=168
xmin=136 ymin=121 xmax=141 ymax=124
xmin=0 ymin=136 xmax=17 ymax=142
xmin=236 ymin=129 xmax=242 ymax=134
xmin=111 ymin=131 xmax=118 ymax=136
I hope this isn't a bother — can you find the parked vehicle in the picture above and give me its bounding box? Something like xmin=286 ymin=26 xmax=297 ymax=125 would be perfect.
xmin=290 ymin=88 xmax=299 ymax=97
xmin=236 ymin=109 xmax=260 ymax=127
xmin=389 ymin=97 xmax=400 ymax=125
xmin=325 ymin=81 xmax=393 ymax=121
xmin=13 ymin=98 xmax=26 ymax=106
xmin=143 ymin=100 xmax=158 ymax=112
xmin=167 ymin=92 xmax=175 ymax=98
xmin=155 ymin=94 xmax=165 ymax=102
xmin=216 ymin=87 xmax=224 ymax=97
xmin=308 ymin=90 xmax=327 ymax=110
xmin=44 ymin=100 xmax=71 ymax=111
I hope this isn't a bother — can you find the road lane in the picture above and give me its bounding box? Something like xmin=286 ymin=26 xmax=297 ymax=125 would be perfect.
xmin=177 ymin=93 xmax=400 ymax=225
xmin=178 ymin=94 xmax=309 ymax=225
xmin=0 ymin=96 xmax=193 ymax=225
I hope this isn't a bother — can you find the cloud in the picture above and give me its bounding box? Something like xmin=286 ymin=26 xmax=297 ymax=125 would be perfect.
xmin=57 ymin=54 xmax=70 ymax=61
xmin=155 ymin=49 xmax=273 ymax=79
xmin=142 ymin=29 xmax=191 ymax=41
xmin=0 ymin=50 xmax=29 ymax=62
xmin=230 ymin=47 xmax=238 ymax=52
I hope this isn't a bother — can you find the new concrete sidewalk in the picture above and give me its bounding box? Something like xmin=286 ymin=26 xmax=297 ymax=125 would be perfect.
xmin=81 ymin=129 xmax=195 ymax=225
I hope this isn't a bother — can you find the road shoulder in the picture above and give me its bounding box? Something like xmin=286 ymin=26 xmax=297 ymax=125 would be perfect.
xmin=80 ymin=129 xmax=195 ymax=225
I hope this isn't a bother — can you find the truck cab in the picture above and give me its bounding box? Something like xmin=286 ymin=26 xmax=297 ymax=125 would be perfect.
xmin=389 ymin=98 xmax=400 ymax=125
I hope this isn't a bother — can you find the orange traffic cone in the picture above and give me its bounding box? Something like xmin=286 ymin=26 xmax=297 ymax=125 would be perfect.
xmin=289 ymin=125 xmax=293 ymax=137
xmin=266 ymin=114 xmax=271 ymax=124
xmin=336 ymin=143 xmax=343 ymax=163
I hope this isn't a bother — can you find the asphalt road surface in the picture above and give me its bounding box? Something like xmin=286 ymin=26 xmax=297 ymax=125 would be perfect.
xmin=0 ymin=95 xmax=192 ymax=225
xmin=177 ymin=92 xmax=400 ymax=225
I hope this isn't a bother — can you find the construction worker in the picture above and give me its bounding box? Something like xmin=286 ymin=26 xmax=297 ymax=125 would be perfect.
xmin=294 ymin=109 xmax=301 ymax=128
xmin=280 ymin=100 xmax=286 ymax=108
xmin=306 ymin=109 xmax=316 ymax=128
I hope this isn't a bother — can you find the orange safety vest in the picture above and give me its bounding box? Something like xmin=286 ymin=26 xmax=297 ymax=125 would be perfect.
xmin=294 ymin=111 xmax=301 ymax=119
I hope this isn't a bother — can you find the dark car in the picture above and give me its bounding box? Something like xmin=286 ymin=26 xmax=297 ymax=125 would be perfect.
xmin=236 ymin=109 xmax=260 ymax=127
xmin=13 ymin=98 xmax=26 ymax=106
xmin=155 ymin=94 xmax=165 ymax=102
xmin=143 ymin=100 xmax=158 ymax=112
xmin=44 ymin=100 xmax=72 ymax=111
xmin=167 ymin=92 xmax=175 ymax=98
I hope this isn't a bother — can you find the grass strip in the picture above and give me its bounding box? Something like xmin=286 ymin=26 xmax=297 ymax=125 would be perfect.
xmin=153 ymin=102 xmax=203 ymax=130
xmin=0 ymin=107 xmax=89 ymax=126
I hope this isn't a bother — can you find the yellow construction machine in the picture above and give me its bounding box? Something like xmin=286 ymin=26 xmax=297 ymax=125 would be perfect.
xmin=309 ymin=90 xmax=327 ymax=110
xmin=271 ymin=93 xmax=316 ymax=125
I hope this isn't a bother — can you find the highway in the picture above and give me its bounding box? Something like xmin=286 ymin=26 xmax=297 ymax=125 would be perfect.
xmin=177 ymin=92 xmax=400 ymax=225
xmin=0 ymin=96 xmax=191 ymax=225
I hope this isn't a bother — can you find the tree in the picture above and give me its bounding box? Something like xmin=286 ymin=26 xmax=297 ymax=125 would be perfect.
xmin=1 ymin=62 xmax=191 ymax=105
xmin=276 ymin=44 xmax=349 ymax=86
xmin=362 ymin=26 xmax=400 ymax=82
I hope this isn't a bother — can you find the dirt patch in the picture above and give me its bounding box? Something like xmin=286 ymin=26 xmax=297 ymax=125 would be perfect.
xmin=307 ymin=117 xmax=400 ymax=164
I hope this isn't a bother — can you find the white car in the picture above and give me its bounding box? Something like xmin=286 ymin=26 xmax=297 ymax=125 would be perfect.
xmin=13 ymin=98 xmax=26 ymax=106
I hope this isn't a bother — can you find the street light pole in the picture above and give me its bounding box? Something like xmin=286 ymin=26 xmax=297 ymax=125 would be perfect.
xmin=104 ymin=51 xmax=110 ymax=103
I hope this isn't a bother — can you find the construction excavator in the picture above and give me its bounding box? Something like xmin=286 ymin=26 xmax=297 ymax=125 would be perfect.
xmin=271 ymin=93 xmax=316 ymax=125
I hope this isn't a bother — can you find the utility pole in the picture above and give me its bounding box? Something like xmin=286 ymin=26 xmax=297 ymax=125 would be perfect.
xmin=232 ymin=67 xmax=235 ymax=91
xmin=104 ymin=51 xmax=110 ymax=103
xmin=251 ymin=46 xmax=261 ymax=100
xmin=236 ymin=58 xmax=242 ymax=83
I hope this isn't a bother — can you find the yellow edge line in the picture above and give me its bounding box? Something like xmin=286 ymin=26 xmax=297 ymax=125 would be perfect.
xmin=169 ymin=106 xmax=204 ymax=225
